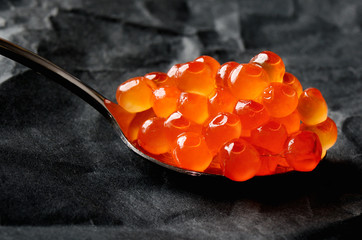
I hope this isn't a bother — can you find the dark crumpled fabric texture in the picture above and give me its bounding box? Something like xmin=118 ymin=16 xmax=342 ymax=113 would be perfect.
xmin=1 ymin=0 xmax=362 ymax=239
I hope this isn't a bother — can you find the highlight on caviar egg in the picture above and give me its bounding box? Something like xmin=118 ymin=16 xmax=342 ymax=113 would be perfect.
xmin=116 ymin=77 xmax=156 ymax=113
xmin=172 ymin=132 xmax=213 ymax=172
xmin=215 ymin=61 xmax=239 ymax=87
xmin=250 ymin=51 xmax=285 ymax=83
xmin=203 ymin=112 xmax=242 ymax=154
xmin=219 ymin=139 xmax=261 ymax=182
xmin=152 ymin=86 xmax=181 ymax=118
xmin=227 ymin=63 xmax=270 ymax=100
xmin=167 ymin=60 xmax=216 ymax=97
xmin=114 ymin=51 xmax=337 ymax=181
xmin=233 ymin=100 xmax=270 ymax=137
xmin=261 ymin=82 xmax=298 ymax=118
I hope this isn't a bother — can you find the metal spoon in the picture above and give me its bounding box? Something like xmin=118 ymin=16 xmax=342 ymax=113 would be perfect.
xmin=0 ymin=37 xmax=208 ymax=177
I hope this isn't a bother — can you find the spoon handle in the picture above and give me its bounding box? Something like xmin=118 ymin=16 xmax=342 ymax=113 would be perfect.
xmin=0 ymin=37 xmax=112 ymax=119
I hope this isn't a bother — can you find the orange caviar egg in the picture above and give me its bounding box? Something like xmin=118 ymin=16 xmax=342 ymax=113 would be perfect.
xmin=272 ymin=110 xmax=300 ymax=134
xmin=172 ymin=132 xmax=213 ymax=172
xmin=203 ymin=112 xmax=242 ymax=154
xmin=194 ymin=55 xmax=220 ymax=78
xmin=152 ymin=86 xmax=181 ymax=118
xmin=283 ymin=72 xmax=303 ymax=97
xmin=255 ymin=147 xmax=280 ymax=176
xmin=127 ymin=109 xmax=156 ymax=142
xmin=208 ymin=88 xmax=238 ymax=118
xmin=284 ymin=131 xmax=322 ymax=172
xmin=116 ymin=77 xmax=156 ymax=113
xmin=144 ymin=72 xmax=174 ymax=87
xmin=168 ymin=61 xmax=215 ymax=96
xmin=178 ymin=92 xmax=209 ymax=124
xmin=250 ymin=51 xmax=285 ymax=82
xmin=164 ymin=112 xmax=202 ymax=147
xmin=297 ymin=88 xmax=328 ymax=125
xmin=138 ymin=117 xmax=170 ymax=155
xmin=227 ymin=63 xmax=270 ymax=100
xmin=250 ymin=121 xmax=288 ymax=154
xmin=301 ymin=117 xmax=337 ymax=153
xmin=104 ymin=99 xmax=135 ymax=135
xmin=234 ymin=100 xmax=270 ymax=136
xmin=215 ymin=61 xmax=239 ymax=87
xmin=219 ymin=139 xmax=261 ymax=181
xmin=262 ymin=82 xmax=298 ymax=118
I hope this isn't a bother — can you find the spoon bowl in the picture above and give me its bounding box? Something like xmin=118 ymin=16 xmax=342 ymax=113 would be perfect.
xmin=0 ymin=37 xmax=208 ymax=177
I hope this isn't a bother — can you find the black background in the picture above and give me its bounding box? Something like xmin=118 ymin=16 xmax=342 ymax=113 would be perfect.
xmin=1 ymin=0 xmax=362 ymax=239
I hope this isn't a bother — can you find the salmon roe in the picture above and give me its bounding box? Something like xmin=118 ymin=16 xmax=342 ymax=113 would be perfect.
xmin=178 ymin=92 xmax=209 ymax=125
xmin=203 ymin=112 xmax=242 ymax=154
xmin=262 ymin=82 xmax=299 ymax=118
xmin=219 ymin=139 xmax=261 ymax=182
xmin=168 ymin=60 xmax=216 ymax=96
xmin=152 ymin=86 xmax=181 ymax=118
xmin=250 ymin=51 xmax=285 ymax=83
xmin=283 ymin=72 xmax=303 ymax=97
xmin=114 ymin=51 xmax=337 ymax=181
xmin=234 ymin=100 xmax=270 ymax=136
xmin=227 ymin=63 xmax=270 ymax=100
xmin=208 ymin=88 xmax=238 ymax=117
xmin=284 ymin=131 xmax=322 ymax=172
xmin=298 ymin=88 xmax=328 ymax=126
xmin=116 ymin=77 xmax=156 ymax=113
xmin=215 ymin=61 xmax=239 ymax=87
xmin=173 ymin=132 xmax=213 ymax=172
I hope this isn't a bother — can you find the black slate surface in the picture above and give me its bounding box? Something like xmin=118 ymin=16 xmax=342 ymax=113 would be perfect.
xmin=1 ymin=0 xmax=362 ymax=239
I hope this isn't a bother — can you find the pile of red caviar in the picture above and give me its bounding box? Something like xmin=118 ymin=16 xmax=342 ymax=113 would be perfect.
xmin=115 ymin=51 xmax=337 ymax=181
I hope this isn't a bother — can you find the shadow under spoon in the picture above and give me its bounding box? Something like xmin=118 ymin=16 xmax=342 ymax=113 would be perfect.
xmin=0 ymin=37 xmax=207 ymax=177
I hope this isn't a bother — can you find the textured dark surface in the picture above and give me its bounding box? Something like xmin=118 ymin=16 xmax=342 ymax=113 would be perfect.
xmin=1 ymin=0 xmax=362 ymax=239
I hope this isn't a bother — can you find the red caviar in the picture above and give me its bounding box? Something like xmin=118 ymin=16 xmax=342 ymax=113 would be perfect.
xmin=115 ymin=51 xmax=337 ymax=181
xmin=173 ymin=132 xmax=213 ymax=172
xmin=298 ymin=88 xmax=328 ymax=125
xmin=203 ymin=112 xmax=242 ymax=154
xmin=250 ymin=51 xmax=285 ymax=83
xmin=227 ymin=63 xmax=270 ymax=100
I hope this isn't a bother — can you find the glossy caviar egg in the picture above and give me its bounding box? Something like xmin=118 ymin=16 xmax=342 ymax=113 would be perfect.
xmin=178 ymin=92 xmax=209 ymax=125
xmin=116 ymin=77 xmax=156 ymax=113
xmin=301 ymin=117 xmax=337 ymax=154
xmin=271 ymin=110 xmax=300 ymax=134
xmin=208 ymin=88 xmax=238 ymax=118
xmin=297 ymin=88 xmax=328 ymax=126
xmin=284 ymin=131 xmax=322 ymax=172
xmin=138 ymin=117 xmax=170 ymax=155
xmin=215 ymin=61 xmax=239 ymax=87
xmin=255 ymin=147 xmax=280 ymax=176
xmin=104 ymin=99 xmax=135 ymax=135
xmin=144 ymin=72 xmax=175 ymax=87
xmin=164 ymin=112 xmax=202 ymax=148
xmin=219 ymin=139 xmax=261 ymax=181
xmin=250 ymin=121 xmax=288 ymax=154
xmin=127 ymin=109 xmax=156 ymax=142
xmin=203 ymin=112 xmax=242 ymax=154
xmin=168 ymin=61 xmax=216 ymax=97
xmin=250 ymin=51 xmax=285 ymax=83
xmin=234 ymin=100 xmax=270 ymax=136
xmin=262 ymin=82 xmax=299 ymax=118
xmin=283 ymin=72 xmax=303 ymax=97
xmin=172 ymin=132 xmax=213 ymax=172
xmin=194 ymin=55 xmax=220 ymax=78
xmin=152 ymin=86 xmax=181 ymax=118
xmin=227 ymin=63 xmax=270 ymax=100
